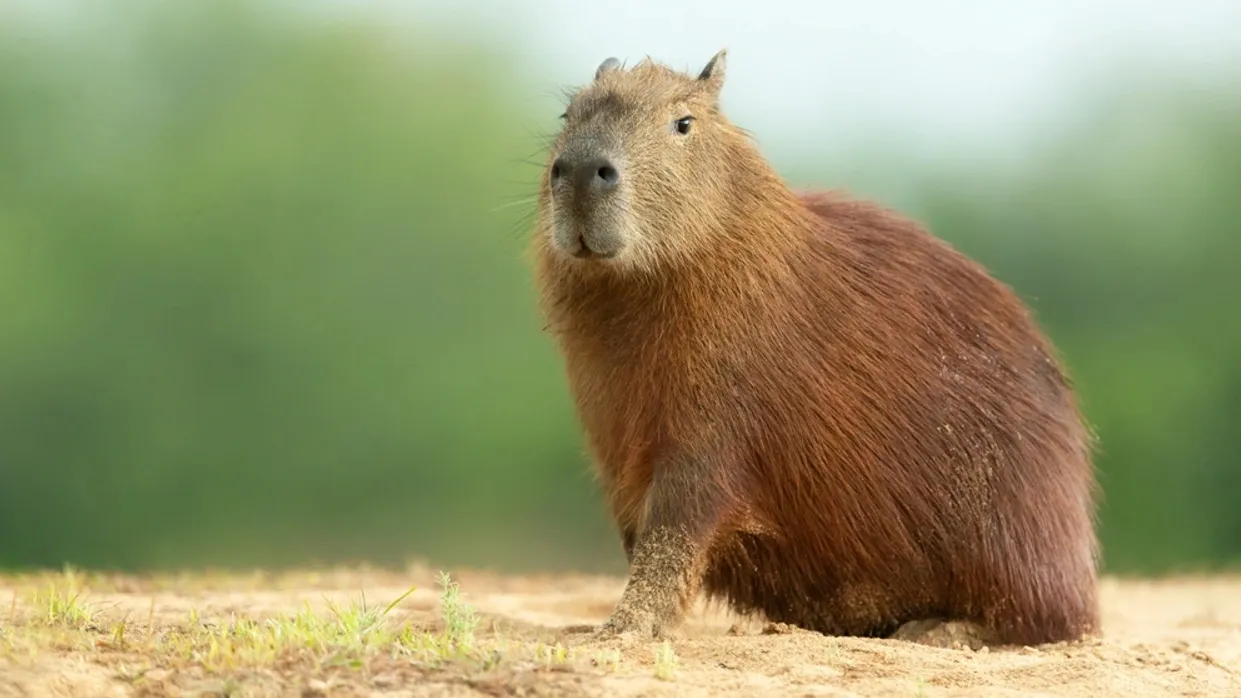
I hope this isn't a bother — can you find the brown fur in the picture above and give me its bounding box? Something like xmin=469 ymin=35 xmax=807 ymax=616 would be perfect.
xmin=529 ymin=51 xmax=1101 ymax=647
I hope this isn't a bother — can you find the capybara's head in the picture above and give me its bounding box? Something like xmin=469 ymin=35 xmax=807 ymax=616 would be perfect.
xmin=537 ymin=50 xmax=749 ymax=272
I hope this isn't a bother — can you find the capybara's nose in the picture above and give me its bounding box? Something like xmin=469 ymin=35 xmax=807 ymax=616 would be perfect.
xmin=551 ymin=155 xmax=620 ymax=194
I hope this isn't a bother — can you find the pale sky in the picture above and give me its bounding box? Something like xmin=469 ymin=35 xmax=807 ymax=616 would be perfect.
xmin=15 ymin=0 xmax=1241 ymax=169
xmin=325 ymin=0 xmax=1241 ymax=166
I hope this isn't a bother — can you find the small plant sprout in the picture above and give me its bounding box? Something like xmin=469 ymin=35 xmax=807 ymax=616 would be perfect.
xmin=437 ymin=571 xmax=478 ymax=654
xmin=536 ymin=640 xmax=569 ymax=669
xmin=593 ymin=648 xmax=621 ymax=672
xmin=481 ymin=647 xmax=503 ymax=670
xmin=652 ymin=640 xmax=678 ymax=681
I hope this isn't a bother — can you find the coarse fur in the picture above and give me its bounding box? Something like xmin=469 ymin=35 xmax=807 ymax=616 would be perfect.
xmin=529 ymin=50 xmax=1101 ymax=647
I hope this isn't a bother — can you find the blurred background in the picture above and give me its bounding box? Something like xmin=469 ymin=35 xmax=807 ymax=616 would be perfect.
xmin=1 ymin=0 xmax=1237 ymax=577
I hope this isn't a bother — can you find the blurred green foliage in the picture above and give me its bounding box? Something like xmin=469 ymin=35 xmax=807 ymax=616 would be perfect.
xmin=0 ymin=2 xmax=1237 ymax=576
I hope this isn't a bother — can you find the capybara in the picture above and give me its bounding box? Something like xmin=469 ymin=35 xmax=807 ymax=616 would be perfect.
xmin=529 ymin=50 xmax=1100 ymax=647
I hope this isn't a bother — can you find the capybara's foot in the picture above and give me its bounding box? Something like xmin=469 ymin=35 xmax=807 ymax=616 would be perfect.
xmin=890 ymin=618 xmax=995 ymax=650
xmin=591 ymin=605 xmax=659 ymax=642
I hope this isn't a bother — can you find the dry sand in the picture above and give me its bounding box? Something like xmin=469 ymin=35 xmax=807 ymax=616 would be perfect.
xmin=1 ymin=565 xmax=1238 ymax=697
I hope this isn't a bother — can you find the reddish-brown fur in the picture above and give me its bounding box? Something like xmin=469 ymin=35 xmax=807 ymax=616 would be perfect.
xmin=530 ymin=51 xmax=1100 ymax=646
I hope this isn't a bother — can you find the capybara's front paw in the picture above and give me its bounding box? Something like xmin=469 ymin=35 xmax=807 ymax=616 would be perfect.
xmin=591 ymin=606 xmax=658 ymax=641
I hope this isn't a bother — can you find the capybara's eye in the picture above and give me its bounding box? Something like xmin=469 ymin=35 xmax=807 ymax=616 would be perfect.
xmin=559 ymin=112 xmax=567 ymax=121
xmin=674 ymin=116 xmax=693 ymax=135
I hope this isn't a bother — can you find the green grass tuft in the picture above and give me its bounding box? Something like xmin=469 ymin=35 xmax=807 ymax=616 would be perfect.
xmin=652 ymin=640 xmax=678 ymax=681
xmin=30 ymin=581 xmax=94 ymax=629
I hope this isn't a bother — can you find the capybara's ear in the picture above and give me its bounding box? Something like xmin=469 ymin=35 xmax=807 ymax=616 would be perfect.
xmin=595 ymin=56 xmax=621 ymax=81
xmin=697 ymin=49 xmax=727 ymax=99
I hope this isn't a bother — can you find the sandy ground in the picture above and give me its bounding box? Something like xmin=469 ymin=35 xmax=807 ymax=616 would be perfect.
xmin=1 ymin=565 xmax=1239 ymax=697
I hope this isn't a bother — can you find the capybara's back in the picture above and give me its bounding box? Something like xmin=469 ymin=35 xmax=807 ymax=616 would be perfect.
xmin=531 ymin=50 xmax=1100 ymax=647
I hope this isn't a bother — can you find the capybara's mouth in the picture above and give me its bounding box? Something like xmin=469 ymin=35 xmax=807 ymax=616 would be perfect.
xmin=554 ymin=216 xmax=624 ymax=260
xmin=571 ymin=235 xmax=619 ymax=260
xmin=572 ymin=247 xmax=617 ymax=260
